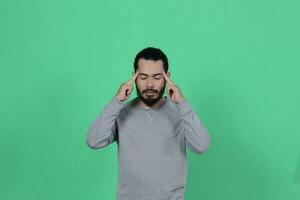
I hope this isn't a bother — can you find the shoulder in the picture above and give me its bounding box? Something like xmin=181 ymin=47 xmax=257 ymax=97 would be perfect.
xmin=165 ymin=97 xmax=193 ymax=116
xmin=164 ymin=97 xmax=183 ymax=117
xmin=118 ymin=97 xmax=137 ymax=117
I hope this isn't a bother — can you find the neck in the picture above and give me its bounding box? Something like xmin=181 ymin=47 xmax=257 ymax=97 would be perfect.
xmin=137 ymin=96 xmax=166 ymax=110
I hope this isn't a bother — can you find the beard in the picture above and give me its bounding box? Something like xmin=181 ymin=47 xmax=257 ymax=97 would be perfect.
xmin=135 ymin=83 xmax=166 ymax=107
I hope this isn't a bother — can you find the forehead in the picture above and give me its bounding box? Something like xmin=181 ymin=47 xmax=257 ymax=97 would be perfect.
xmin=137 ymin=58 xmax=164 ymax=74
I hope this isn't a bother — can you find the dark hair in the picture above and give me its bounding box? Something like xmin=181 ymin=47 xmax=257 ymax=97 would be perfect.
xmin=134 ymin=47 xmax=168 ymax=73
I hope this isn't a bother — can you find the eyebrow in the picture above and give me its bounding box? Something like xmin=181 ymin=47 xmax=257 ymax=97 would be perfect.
xmin=139 ymin=73 xmax=163 ymax=76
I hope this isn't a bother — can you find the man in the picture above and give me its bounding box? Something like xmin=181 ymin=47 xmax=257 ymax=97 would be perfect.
xmin=86 ymin=47 xmax=211 ymax=200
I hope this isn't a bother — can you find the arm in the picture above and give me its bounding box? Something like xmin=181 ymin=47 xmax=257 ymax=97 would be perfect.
xmin=175 ymin=100 xmax=211 ymax=154
xmin=86 ymin=96 xmax=126 ymax=149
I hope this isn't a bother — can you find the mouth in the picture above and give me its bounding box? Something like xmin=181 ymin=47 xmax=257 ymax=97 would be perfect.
xmin=145 ymin=91 xmax=156 ymax=94
xmin=144 ymin=91 xmax=157 ymax=97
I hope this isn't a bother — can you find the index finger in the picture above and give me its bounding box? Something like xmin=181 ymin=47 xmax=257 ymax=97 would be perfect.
xmin=163 ymin=72 xmax=174 ymax=85
xmin=126 ymin=71 xmax=139 ymax=84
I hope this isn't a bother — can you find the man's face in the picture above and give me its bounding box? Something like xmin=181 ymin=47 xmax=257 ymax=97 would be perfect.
xmin=134 ymin=58 xmax=170 ymax=107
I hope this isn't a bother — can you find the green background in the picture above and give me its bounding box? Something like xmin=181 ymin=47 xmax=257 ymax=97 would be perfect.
xmin=1 ymin=0 xmax=299 ymax=199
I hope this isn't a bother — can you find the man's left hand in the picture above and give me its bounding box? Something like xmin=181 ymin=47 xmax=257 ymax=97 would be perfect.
xmin=163 ymin=72 xmax=185 ymax=104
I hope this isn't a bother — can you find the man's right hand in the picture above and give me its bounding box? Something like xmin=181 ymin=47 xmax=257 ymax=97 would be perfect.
xmin=115 ymin=71 xmax=139 ymax=102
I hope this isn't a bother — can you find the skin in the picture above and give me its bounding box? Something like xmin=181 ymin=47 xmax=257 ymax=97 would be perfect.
xmin=115 ymin=58 xmax=184 ymax=109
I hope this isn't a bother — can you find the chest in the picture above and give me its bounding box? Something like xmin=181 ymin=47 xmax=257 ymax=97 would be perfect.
xmin=116 ymin=109 xmax=184 ymax=151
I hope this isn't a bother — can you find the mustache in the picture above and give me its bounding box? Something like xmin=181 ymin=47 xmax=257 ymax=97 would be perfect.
xmin=143 ymin=89 xmax=158 ymax=93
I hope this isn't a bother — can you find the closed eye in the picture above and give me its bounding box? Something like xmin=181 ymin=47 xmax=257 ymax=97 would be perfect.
xmin=138 ymin=74 xmax=163 ymax=80
xmin=154 ymin=74 xmax=163 ymax=79
xmin=139 ymin=75 xmax=147 ymax=80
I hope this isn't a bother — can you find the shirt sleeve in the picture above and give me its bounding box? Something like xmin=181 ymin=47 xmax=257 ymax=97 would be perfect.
xmin=175 ymin=99 xmax=211 ymax=154
xmin=86 ymin=96 xmax=126 ymax=149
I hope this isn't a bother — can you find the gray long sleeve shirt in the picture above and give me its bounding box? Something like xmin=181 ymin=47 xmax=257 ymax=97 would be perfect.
xmin=86 ymin=96 xmax=211 ymax=200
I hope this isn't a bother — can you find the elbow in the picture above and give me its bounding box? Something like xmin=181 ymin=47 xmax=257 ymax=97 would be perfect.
xmin=86 ymin=135 xmax=109 ymax=150
xmin=86 ymin=129 xmax=116 ymax=150
xmin=86 ymin=130 xmax=103 ymax=150
xmin=86 ymin=138 xmax=100 ymax=149
xmin=190 ymin=143 xmax=210 ymax=154
xmin=86 ymin=128 xmax=99 ymax=149
xmin=188 ymin=133 xmax=211 ymax=154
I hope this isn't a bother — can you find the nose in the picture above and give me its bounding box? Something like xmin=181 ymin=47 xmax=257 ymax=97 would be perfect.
xmin=145 ymin=77 xmax=155 ymax=88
